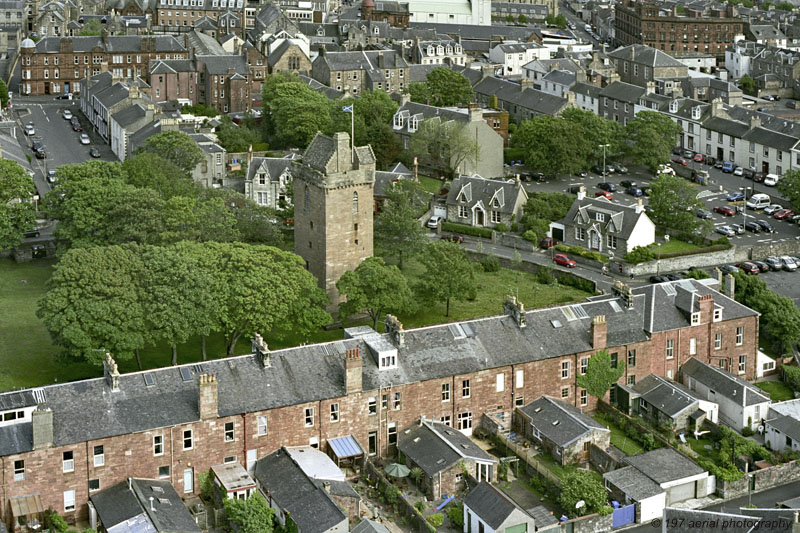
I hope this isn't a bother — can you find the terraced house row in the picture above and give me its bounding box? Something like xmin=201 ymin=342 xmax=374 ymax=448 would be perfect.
xmin=0 ymin=279 xmax=759 ymax=525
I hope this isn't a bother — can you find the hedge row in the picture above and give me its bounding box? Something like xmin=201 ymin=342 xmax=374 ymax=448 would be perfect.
xmin=554 ymin=243 xmax=609 ymax=263
xmin=659 ymin=242 xmax=732 ymax=260
xmin=442 ymin=221 xmax=494 ymax=239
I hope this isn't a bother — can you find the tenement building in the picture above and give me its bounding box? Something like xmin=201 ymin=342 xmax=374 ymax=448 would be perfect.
xmin=0 ymin=279 xmax=758 ymax=525
xmin=614 ymin=0 xmax=745 ymax=60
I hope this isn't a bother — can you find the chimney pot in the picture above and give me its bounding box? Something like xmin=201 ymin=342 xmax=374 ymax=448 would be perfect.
xmin=591 ymin=314 xmax=607 ymax=349
xmin=385 ymin=315 xmax=405 ymax=347
xmin=504 ymin=294 xmax=526 ymax=328
xmin=198 ymin=373 xmax=219 ymax=420
xmin=104 ymin=353 xmax=120 ymax=392
xmin=577 ymin=186 xmax=586 ymax=200
xmin=345 ymin=347 xmax=363 ymax=395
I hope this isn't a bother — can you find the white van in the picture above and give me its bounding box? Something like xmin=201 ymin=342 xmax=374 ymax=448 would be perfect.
xmin=746 ymin=193 xmax=770 ymax=210
xmin=764 ymin=173 xmax=779 ymax=186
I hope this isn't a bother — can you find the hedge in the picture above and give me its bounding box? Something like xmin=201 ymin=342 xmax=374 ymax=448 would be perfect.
xmin=442 ymin=221 xmax=493 ymax=239
xmin=659 ymin=242 xmax=731 ymax=259
xmin=554 ymin=243 xmax=608 ymax=263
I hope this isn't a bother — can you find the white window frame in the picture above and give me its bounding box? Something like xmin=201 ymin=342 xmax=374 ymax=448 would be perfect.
xmin=183 ymin=429 xmax=193 ymax=450
xmin=63 ymin=451 xmax=74 ymax=473
xmin=689 ymin=337 xmax=697 ymax=355
xmin=516 ymin=370 xmax=524 ymax=388
xmin=580 ymin=357 xmax=588 ymax=375
xmin=13 ymin=460 xmax=24 ymax=481
xmin=304 ymin=407 xmax=314 ymax=427
xmin=739 ymin=355 xmax=746 ymax=374
xmin=715 ymin=333 xmax=722 ymax=350
xmin=224 ymin=421 xmax=235 ymax=442
xmin=496 ymin=373 xmax=504 ymax=392
xmin=666 ymin=339 xmax=674 ymax=359
xmin=736 ymin=326 xmax=743 ymax=346
xmin=64 ymin=490 xmax=76 ymax=512
xmin=580 ymin=389 xmax=587 ymax=406
xmin=442 ymin=383 xmax=450 ymax=402
xmin=154 ymin=435 xmax=164 ymax=456
xmin=462 ymin=379 xmax=471 ymax=398
xmin=93 ymin=445 xmax=104 ymax=467
xmin=330 ymin=402 xmax=340 ymax=422
xmin=257 ymin=415 xmax=268 ymax=435
xmin=458 ymin=411 xmax=473 ymax=430
xmin=561 ymin=360 xmax=570 ymax=379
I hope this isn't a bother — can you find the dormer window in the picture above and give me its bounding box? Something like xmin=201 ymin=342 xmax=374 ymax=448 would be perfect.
xmin=596 ymin=213 xmax=605 ymax=222
xmin=455 ymin=45 xmax=462 ymax=53
xmin=691 ymin=312 xmax=700 ymax=325
xmin=427 ymin=45 xmax=434 ymax=56
xmin=437 ymin=45 xmax=444 ymax=55
xmin=373 ymin=26 xmax=379 ymax=35
xmin=713 ymin=307 xmax=722 ymax=322
xmin=393 ymin=114 xmax=404 ymax=128
xmin=409 ymin=116 xmax=418 ymax=132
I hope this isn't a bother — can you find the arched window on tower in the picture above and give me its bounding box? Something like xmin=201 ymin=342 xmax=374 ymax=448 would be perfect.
xmin=304 ymin=185 xmax=310 ymax=212
xmin=353 ymin=192 xmax=358 ymax=214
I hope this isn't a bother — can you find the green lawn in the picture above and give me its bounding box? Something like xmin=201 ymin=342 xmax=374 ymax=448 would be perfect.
xmin=534 ymin=451 xmax=573 ymax=479
xmin=687 ymin=437 xmax=718 ymax=461
xmin=657 ymin=239 xmax=702 ymax=255
xmin=592 ymin=414 xmax=644 ymax=456
xmin=755 ymin=380 xmax=795 ymax=402
xmin=418 ymin=176 xmax=443 ymax=195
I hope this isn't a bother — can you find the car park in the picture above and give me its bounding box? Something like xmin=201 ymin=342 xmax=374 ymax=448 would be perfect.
xmin=731 ymin=223 xmax=745 ymax=234
xmin=440 ymin=234 xmax=464 ymax=244
xmin=694 ymin=153 xmax=704 ymax=163
xmin=781 ymin=256 xmax=798 ymax=271
xmin=774 ymin=209 xmax=794 ymax=220
xmin=62 ymin=110 xmax=73 ymax=120
xmin=626 ymin=187 xmax=643 ymax=197
xmin=745 ymin=221 xmax=762 ymax=232
xmin=763 ymin=204 xmax=783 ymax=215
xmin=733 ymin=166 xmax=744 ymax=176
xmin=739 ymin=262 xmax=760 ymax=274
xmin=695 ymin=208 xmax=713 ymax=219
xmin=726 ymin=192 xmax=745 ymax=202
xmin=595 ymin=190 xmax=613 ymax=200
xmin=756 ymin=220 xmax=776 ymax=233
xmin=597 ymin=182 xmax=616 ymax=192
xmin=553 ymin=253 xmax=576 ymax=268
xmin=752 ymin=260 xmax=770 ymax=272
xmin=24 ymin=123 xmax=35 ymax=136
xmin=722 ymin=161 xmax=735 ymax=173
xmin=716 ymin=226 xmax=735 ymax=237
xmin=720 ymin=265 xmax=739 ymax=275
xmin=89 ymin=147 xmax=101 ymax=158
xmin=714 ymin=205 xmax=736 ymax=216
xmin=747 ymin=194 xmax=771 ymax=210
xmin=620 ymin=180 xmax=637 ymax=189
xmin=426 ymin=216 xmax=442 ymax=229
xmin=766 ymin=257 xmax=783 ymax=270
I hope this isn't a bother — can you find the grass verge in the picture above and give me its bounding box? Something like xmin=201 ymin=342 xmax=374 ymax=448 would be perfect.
xmin=755 ymin=380 xmax=794 ymax=402
xmin=592 ymin=413 xmax=645 ymax=455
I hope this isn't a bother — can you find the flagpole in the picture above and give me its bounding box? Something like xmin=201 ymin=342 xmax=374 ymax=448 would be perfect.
xmin=350 ymin=105 xmax=354 ymax=156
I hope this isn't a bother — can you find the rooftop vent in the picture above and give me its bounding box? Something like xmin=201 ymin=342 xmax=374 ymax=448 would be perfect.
xmin=143 ymin=373 xmax=155 ymax=387
xmin=609 ymin=300 xmax=622 ymax=313
xmin=552 ymin=420 xmax=560 ymax=426
xmin=179 ymin=367 xmax=192 ymax=382
xmin=551 ymin=319 xmax=562 ymax=328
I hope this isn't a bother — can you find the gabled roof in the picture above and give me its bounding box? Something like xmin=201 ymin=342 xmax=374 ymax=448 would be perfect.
xmin=473 ymin=76 xmax=568 ymax=116
xmin=446 ymin=174 xmax=527 ymax=215
xmin=560 ymin=196 xmax=648 ymax=241
xmin=603 ymin=465 xmax=664 ymax=500
xmin=352 ymin=520 xmax=391 ymax=533
xmin=541 ymin=69 xmax=575 ymax=86
xmin=254 ymin=448 xmax=347 ymax=533
xmin=624 ymin=448 xmax=705 ymax=485
xmin=111 ymin=104 xmax=147 ymax=129
xmin=464 ymin=482 xmax=526 ymax=529
xmin=35 ymin=35 xmax=185 ymax=54
xmin=632 ymin=374 xmax=702 ymax=418
xmin=397 ymin=420 xmax=496 ymax=477
xmin=599 ymin=80 xmax=646 ymax=104
xmin=247 ymin=156 xmax=293 ymax=182
xmin=197 ymin=54 xmax=249 ymax=75
xmin=682 ymin=357 xmax=770 ymax=407
xmin=767 ymin=413 xmax=800 ymax=444
xmin=518 ymin=396 xmax=608 ymax=447
xmin=608 ymin=44 xmax=687 ymax=68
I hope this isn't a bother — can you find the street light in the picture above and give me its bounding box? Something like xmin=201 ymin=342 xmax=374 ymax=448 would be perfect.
xmin=599 ymin=143 xmax=610 ymax=182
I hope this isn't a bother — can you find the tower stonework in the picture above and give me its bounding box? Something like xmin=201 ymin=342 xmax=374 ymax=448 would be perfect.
xmin=293 ymin=132 xmax=375 ymax=312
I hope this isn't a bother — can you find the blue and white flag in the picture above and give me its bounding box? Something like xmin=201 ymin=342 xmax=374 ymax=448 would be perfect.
xmin=342 ymin=104 xmax=354 ymax=113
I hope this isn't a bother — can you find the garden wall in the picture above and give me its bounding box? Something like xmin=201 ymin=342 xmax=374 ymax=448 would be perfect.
xmin=627 ymin=247 xmax=736 ymax=276
xmin=565 ymin=512 xmax=613 ymax=533
xmin=465 ymin=251 xmax=597 ymax=294
xmin=589 ymin=443 xmax=620 ymax=474
xmin=364 ymin=460 xmax=430 ymax=533
xmin=718 ymin=460 xmax=800 ymax=499
xmin=499 ymin=233 xmax=532 ymax=250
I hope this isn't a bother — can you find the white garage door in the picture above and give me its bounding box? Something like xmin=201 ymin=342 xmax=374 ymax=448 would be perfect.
xmin=666 ymin=481 xmax=695 ymax=505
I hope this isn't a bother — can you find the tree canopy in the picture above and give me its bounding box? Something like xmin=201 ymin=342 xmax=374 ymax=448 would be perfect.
xmin=0 ymin=159 xmax=37 ymax=250
xmin=559 ymin=471 xmax=609 ymax=518
xmin=262 ymin=73 xmax=332 ymax=148
xmin=374 ymin=179 xmax=429 ymax=268
xmin=513 ymin=115 xmax=593 ymax=175
xmin=733 ymin=272 xmax=800 ymax=354
xmin=624 ymin=110 xmax=682 ymax=170
xmin=122 ymin=152 xmax=198 ymax=199
xmin=777 ymin=169 xmax=800 ymax=211
xmin=215 ymin=116 xmax=263 ymax=153
xmin=337 ymin=257 xmax=415 ymax=329
xmin=409 ymin=118 xmax=479 ymax=178
xmin=416 ymin=241 xmax=476 ymax=316
xmin=576 ymin=349 xmax=625 ymax=400
xmin=138 ymin=130 xmax=205 ymax=173
xmin=738 ymin=74 xmax=756 ymax=96
xmin=647 ymin=174 xmax=704 ymax=235
xmin=223 ymin=493 xmax=274 ymax=533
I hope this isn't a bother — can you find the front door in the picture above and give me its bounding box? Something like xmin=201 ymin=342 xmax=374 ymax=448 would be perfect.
xmin=183 ymin=467 xmax=194 ymax=493
xmin=476 ymin=209 xmax=484 ymax=226
xmin=717 ymin=147 xmax=724 ymax=161
xmin=590 ymin=231 xmax=601 ymax=250
xmin=246 ymin=449 xmax=257 ymax=474
xmin=762 ymin=161 xmax=769 ymax=173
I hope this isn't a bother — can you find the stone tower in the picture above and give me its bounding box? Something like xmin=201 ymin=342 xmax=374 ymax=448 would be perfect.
xmin=293 ymin=132 xmax=376 ymax=312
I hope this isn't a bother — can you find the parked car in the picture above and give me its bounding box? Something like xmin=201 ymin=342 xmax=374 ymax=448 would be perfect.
xmin=763 ymin=204 xmax=783 ymax=215
xmin=790 ymin=214 xmax=800 ymax=223
xmin=695 ymin=208 xmax=713 ymax=219
xmin=726 ymin=192 xmax=745 ymax=202
xmin=89 ymin=147 xmax=101 ymax=158
xmin=657 ymin=164 xmax=676 ymax=176
xmin=716 ymin=225 xmax=736 ymax=237
xmin=79 ymin=133 xmax=91 ymax=145
xmin=754 ymin=172 xmax=766 ymax=183
xmin=766 ymin=257 xmax=784 ymax=270
xmin=31 ymin=140 xmax=43 ymax=153
xmin=756 ymin=219 xmax=776 ymax=233
xmin=649 ymin=275 xmax=669 ymax=283
xmin=47 ymin=170 xmax=57 ymax=184
xmin=71 ymin=122 xmax=82 ymax=132
xmin=683 ymin=149 xmax=694 ymax=158
xmin=673 ymin=157 xmax=689 ymax=166
xmin=764 ymin=174 xmax=779 ymax=187
xmin=731 ymin=223 xmax=745 ymax=234
xmin=591 ymin=165 xmax=604 ymax=174
xmin=733 ymin=166 xmax=744 ymax=176
xmin=665 ymin=273 xmax=683 ymax=281
xmin=440 ymin=234 xmax=464 ymax=244
xmin=24 ymin=123 xmax=35 ymax=136
xmin=34 ymin=146 xmax=46 ymax=159
xmin=611 ymin=162 xmax=628 ymax=173
xmin=567 ymin=185 xmax=583 ymax=194
xmin=714 ymin=205 xmax=736 ymax=216
xmin=62 ymin=110 xmax=73 ymax=120
xmin=706 ymin=156 xmax=717 ymax=166
xmin=739 ymin=262 xmax=760 ymax=274
xmin=781 ymin=256 xmax=798 ymax=272
xmin=597 ymin=182 xmax=616 ymax=192
xmin=426 ymin=216 xmax=442 ymax=229
xmin=722 ymin=161 xmax=735 ymax=173
xmin=672 ymin=146 xmax=682 ymax=155
xmin=626 ymin=187 xmax=643 ymax=197
xmin=774 ymin=209 xmax=794 ymax=220
xmin=757 ymin=107 xmax=770 ymax=112
xmin=594 ymin=190 xmax=613 ymax=200
xmin=620 ymin=180 xmax=637 ymax=189
xmin=539 ymin=237 xmax=557 ymax=249
xmin=693 ymin=153 xmax=705 ymax=163
xmin=23 ymin=227 xmax=40 ymax=238
xmin=714 ymin=160 xmax=724 ymax=169
xmin=720 ymin=265 xmax=739 ymax=275
xmin=743 ymin=169 xmax=755 ymax=180
xmin=752 ymin=260 xmax=770 ymax=272
xmin=553 ymin=253 xmax=576 ymax=268
xmin=745 ymin=221 xmax=762 ymax=232
xmin=575 ymin=170 xmax=588 ymax=178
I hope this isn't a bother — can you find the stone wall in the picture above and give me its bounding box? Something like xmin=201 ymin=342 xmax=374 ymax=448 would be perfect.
xmin=589 ymin=443 xmax=620 ymax=474
xmin=568 ymin=512 xmax=614 ymax=533
xmin=717 ymin=459 xmax=800 ymax=499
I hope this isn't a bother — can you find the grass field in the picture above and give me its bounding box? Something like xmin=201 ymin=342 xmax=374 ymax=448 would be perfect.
xmin=0 ymin=255 xmax=592 ymax=389
xmin=418 ymin=176 xmax=443 ymax=195
xmin=657 ymin=239 xmax=702 ymax=255
xmin=755 ymin=380 xmax=795 ymax=402
xmin=593 ymin=413 xmax=645 ymax=456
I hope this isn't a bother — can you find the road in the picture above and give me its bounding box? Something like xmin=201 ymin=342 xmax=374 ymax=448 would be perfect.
xmin=623 ymin=480 xmax=800 ymax=532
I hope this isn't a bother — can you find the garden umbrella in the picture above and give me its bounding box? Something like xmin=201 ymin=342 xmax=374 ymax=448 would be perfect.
xmin=385 ymin=463 xmax=410 ymax=478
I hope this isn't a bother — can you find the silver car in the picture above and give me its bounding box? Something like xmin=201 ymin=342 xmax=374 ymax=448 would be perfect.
xmin=781 ymin=256 xmax=798 ymax=272
xmin=716 ymin=225 xmax=735 ymax=237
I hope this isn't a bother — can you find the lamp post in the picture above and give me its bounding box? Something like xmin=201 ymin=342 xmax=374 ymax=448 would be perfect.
xmin=599 ymin=143 xmax=610 ymax=182
xmin=656 ymin=242 xmax=662 ymax=275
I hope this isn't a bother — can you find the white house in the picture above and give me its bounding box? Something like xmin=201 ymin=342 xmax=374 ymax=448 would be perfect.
xmin=407 ymin=0 xmax=490 ymax=25
xmin=765 ymin=400 xmax=800 ymax=453
xmin=603 ymin=466 xmax=666 ymax=523
xmin=488 ymin=42 xmax=550 ymax=76
xmin=681 ymin=357 xmax=771 ymax=431
xmin=463 ymin=482 xmax=536 ymax=533
xmin=622 ymin=447 xmax=711 ymax=506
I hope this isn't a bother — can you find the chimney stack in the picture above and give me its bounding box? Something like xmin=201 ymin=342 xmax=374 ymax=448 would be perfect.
xmin=726 ymin=273 xmax=735 ymax=300
xmin=698 ymin=294 xmax=714 ymax=324
xmin=635 ymin=198 xmax=644 ymax=213
xmin=345 ymin=348 xmax=362 ymax=395
xmin=591 ymin=315 xmax=607 ymax=350
xmin=467 ymin=101 xmax=482 ymax=122
xmin=577 ymin=186 xmax=586 ymax=200
xmin=198 ymin=374 xmax=219 ymax=420
xmin=104 ymin=352 xmax=120 ymax=392
xmin=714 ymin=267 xmax=722 ymax=286
xmin=252 ymin=333 xmax=271 ymax=368
xmin=385 ymin=315 xmax=405 ymax=347
xmin=504 ymin=294 xmax=526 ymax=328
xmin=32 ymin=408 xmax=54 ymax=450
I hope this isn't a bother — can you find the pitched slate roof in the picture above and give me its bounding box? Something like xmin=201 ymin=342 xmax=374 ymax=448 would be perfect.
xmin=352 ymin=520 xmax=391 ymax=533
xmin=94 ymin=82 xmax=130 ymax=109
xmin=112 ymin=104 xmax=147 ymax=128
xmin=446 ymin=174 xmax=527 ymax=216
xmin=35 ymin=35 xmax=185 ymax=53
xmin=542 ymin=69 xmax=575 ymax=86
xmin=254 ymin=448 xmax=346 ymax=533
xmin=464 ymin=482 xmax=524 ymax=529
xmin=603 ymin=465 xmax=664 ymax=500
xmin=599 ymin=81 xmax=647 ymax=104
xmin=624 ymin=447 xmax=705 ymax=485
xmin=681 ymin=357 xmax=769 ymax=407
xmin=247 ymin=157 xmax=293 ymax=182
xmin=632 ymin=374 xmax=702 ymax=417
xmin=561 ymin=196 xmax=648 ymax=241
xmin=397 ymin=420 xmax=495 ymax=476
xmin=473 ymin=76 xmax=568 ymax=116
xmin=518 ymin=396 xmax=608 ymax=447
xmin=198 ymin=54 xmax=249 ymax=75
xmin=608 ymin=44 xmax=687 ymax=68
xmin=767 ymin=413 xmax=800 ymax=443
xmin=296 ymin=74 xmax=343 ymax=100
xmin=411 ymin=22 xmax=535 ymax=43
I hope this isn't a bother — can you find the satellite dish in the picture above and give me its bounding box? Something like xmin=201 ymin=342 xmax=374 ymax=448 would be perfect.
xmin=576 ymin=500 xmax=585 ymax=509
xmin=758 ymin=425 xmax=765 ymax=434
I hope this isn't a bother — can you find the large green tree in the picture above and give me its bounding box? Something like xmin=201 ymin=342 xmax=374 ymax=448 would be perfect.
xmin=138 ymin=130 xmax=205 ymax=173
xmin=561 ymin=107 xmax=625 ymax=164
xmin=262 ymin=73 xmax=332 ymax=148
xmin=647 ymin=174 xmax=704 ymax=234
xmin=559 ymin=471 xmax=608 ymax=517
xmin=424 ymin=68 xmax=474 ymax=107
xmin=223 ymin=493 xmax=274 ymax=533
xmin=37 ymin=244 xmax=147 ymax=365
xmin=733 ymin=272 xmax=800 ymax=353
xmin=215 ymin=116 xmax=262 ymax=153
xmin=160 ymin=196 xmax=240 ymax=244
xmin=0 ymin=78 xmax=10 ymax=108
xmin=624 ymin=110 xmax=682 ymax=170
xmin=576 ymin=349 xmax=625 ymax=400
xmin=0 ymin=159 xmax=37 ymax=250
xmin=337 ymin=257 xmax=415 ymax=329
xmin=738 ymin=74 xmax=756 ymax=96
xmin=409 ymin=118 xmax=479 ymax=178
xmin=417 ymin=241 xmax=476 ymax=316
xmin=513 ymin=115 xmax=593 ymax=175
xmin=777 ymin=169 xmax=800 ymax=211
xmin=374 ymin=180 xmax=429 ymax=269
xmin=122 ymin=152 xmax=198 ymax=199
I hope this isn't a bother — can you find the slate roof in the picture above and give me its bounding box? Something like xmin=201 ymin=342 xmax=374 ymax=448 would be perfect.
xmin=408 ymin=63 xmax=440 ymax=83
xmin=90 ymin=479 xmax=201 ymax=532
xmin=473 ymin=76 xmax=568 ymax=116
xmin=624 ymin=448 xmax=705 ymax=485
xmin=411 ymin=22 xmax=535 ymax=43
xmin=187 ymin=29 xmax=226 ymax=56
xmin=149 ymin=58 xmax=196 ymax=74
xmin=297 ymin=74 xmax=343 ymax=99
xmin=315 ymin=49 xmax=407 ymax=77
xmin=254 ymin=448 xmax=347 ymax=533
xmin=561 ymin=196 xmax=648 ymax=242
xmin=632 ymin=374 xmax=702 ymax=418
xmin=112 ymin=104 xmax=146 ymax=128
xmin=94 ymin=82 xmax=130 ymax=109
xmin=494 ymin=42 xmax=544 ymax=54
xmin=463 ymin=482 xmax=523 ymax=529
xmin=393 ymin=101 xmax=473 ymax=134
xmin=397 ymin=420 xmax=496 ymax=477
xmin=35 ymin=35 xmax=185 ymax=53
xmin=603 ymin=465 xmax=664 ymax=500
xmin=571 ymin=81 xmax=602 ymax=99
xmin=446 ymin=174 xmax=527 ymax=216
xmin=599 ymin=81 xmax=647 ymax=104
xmin=129 ymin=119 xmax=162 ymax=152
xmin=541 ymin=69 xmax=575 ymax=86
xmin=0 ymin=390 xmax=36 ymax=411
xmin=197 ymin=54 xmax=249 ymax=75
xmin=247 ymin=157 xmax=293 ymax=182
xmin=767 ymin=413 xmax=800 ymax=444
xmin=351 ymin=520 xmax=391 ymax=533
xmin=519 ymin=396 xmax=608 ymax=447
xmin=374 ymin=170 xmax=412 ymax=197
xmin=682 ymin=357 xmax=769 ymax=407
xmin=608 ymin=44 xmax=687 ymax=68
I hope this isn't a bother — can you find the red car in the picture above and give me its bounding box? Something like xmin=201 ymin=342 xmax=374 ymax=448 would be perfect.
xmin=594 ymin=190 xmax=613 ymax=200
xmin=774 ymin=209 xmax=795 ymax=220
xmin=738 ymin=262 xmax=760 ymax=275
xmin=672 ymin=157 xmax=689 ymax=166
xmin=694 ymin=153 xmax=705 ymax=163
xmin=540 ymin=237 xmax=557 ymax=249
xmin=714 ymin=205 xmax=736 ymax=216
xmin=440 ymin=234 xmax=464 ymax=244
xmin=554 ymin=253 xmax=577 ymax=268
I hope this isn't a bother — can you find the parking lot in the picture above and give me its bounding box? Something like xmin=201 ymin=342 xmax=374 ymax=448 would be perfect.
xmin=13 ymin=98 xmax=116 ymax=196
